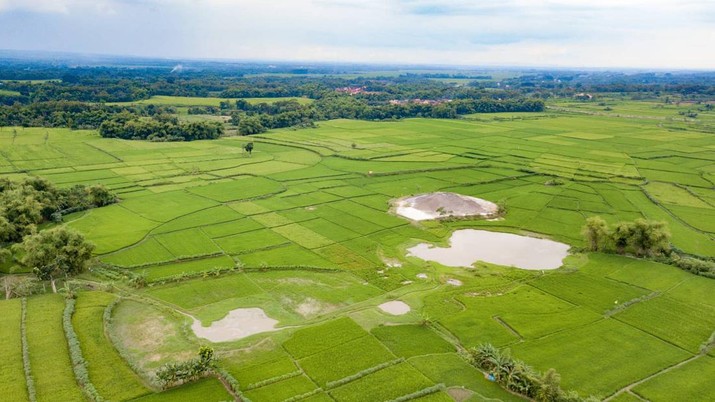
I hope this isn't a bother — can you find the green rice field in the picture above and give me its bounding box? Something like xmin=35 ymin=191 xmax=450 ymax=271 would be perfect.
xmin=0 ymin=100 xmax=714 ymax=401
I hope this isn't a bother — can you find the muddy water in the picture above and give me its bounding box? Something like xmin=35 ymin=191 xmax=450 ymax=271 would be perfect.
xmin=407 ymin=229 xmax=570 ymax=270
xmin=190 ymin=308 xmax=279 ymax=342
xmin=378 ymin=300 xmax=411 ymax=315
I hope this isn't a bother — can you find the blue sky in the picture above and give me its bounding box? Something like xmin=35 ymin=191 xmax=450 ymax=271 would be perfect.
xmin=0 ymin=0 xmax=713 ymax=68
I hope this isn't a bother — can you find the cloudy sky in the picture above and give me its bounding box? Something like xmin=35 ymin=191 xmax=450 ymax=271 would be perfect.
xmin=0 ymin=0 xmax=713 ymax=69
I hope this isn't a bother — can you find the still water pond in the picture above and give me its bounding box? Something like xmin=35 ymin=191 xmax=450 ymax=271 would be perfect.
xmin=407 ymin=229 xmax=570 ymax=270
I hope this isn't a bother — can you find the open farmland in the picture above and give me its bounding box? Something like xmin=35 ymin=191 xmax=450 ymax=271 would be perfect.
xmin=0 ymin=103 xmax=714 ymax=401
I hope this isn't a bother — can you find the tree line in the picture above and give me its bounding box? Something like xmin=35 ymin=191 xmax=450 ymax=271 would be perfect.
xmin=0 ymin=101 xmax=175 ymax=129
xmin=99 ymin=116 xmax=224 ymax=141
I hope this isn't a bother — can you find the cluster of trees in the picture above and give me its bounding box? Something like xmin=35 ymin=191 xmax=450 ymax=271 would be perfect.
xmin=0 ymin=101 xmax=175 ymax=129
xmin=221 ymin=96 xmax=544 ymax=135
xmin=0 ymin=177 xmax=114 ymax=294
xmin=581 ymin=216 xmax=670 ymax=257
xmin=99 ymin=117 xmax=223 ymax=141
xmin=0 ymin=177 xmax=116 ymax=243
xmin=155 ymin=347 xmax=215 ymax=388
xmin=468 ymin=344 xmax=596 ymax=401
xmin=18 ymin=227 xmax=94 ymax=293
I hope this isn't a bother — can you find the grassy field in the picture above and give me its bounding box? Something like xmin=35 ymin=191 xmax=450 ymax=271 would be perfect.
xmin=0 ymin=299 xmax=27 ymax=401
xmin=73 ymin=292 xmax=151 ymax=401
xmin=1 ymin=101 xmax=714 ymax=400
xmin=25 ymin=294 xmax=85 ymax=402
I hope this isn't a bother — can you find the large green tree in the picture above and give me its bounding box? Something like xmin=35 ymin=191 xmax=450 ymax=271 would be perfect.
xmin=581 ymin=216 xmax=608 ymax=251
xmin=19 ymin=227 xmax=94 ymax=293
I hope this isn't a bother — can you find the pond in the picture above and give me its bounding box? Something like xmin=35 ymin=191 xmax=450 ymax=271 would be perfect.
xmin=407 ymin=229 xmax=570 ymax=270
xmin=190 ymin=307 xmax=279 ymax=342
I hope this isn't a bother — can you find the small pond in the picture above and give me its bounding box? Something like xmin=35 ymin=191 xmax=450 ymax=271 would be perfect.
xmin=406 ymin=229 xmax=570 ymax=270
xmin=190 ymin=307 xmax=279 ymax=342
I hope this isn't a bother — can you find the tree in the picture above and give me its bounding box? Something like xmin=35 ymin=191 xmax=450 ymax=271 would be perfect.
xmin=238 ymin=116 xmax=266 ymax=135
xmin=86 ymin=184 xmax=117 ymax=207
xmin=1 ymin=275 xmax=38 ymax=300
xmin=581 ymin=216 xmax=608 ymax=251
xmin=19 ymin=227 xmax=94 ymax=293
xmin=244 ymin=142 xmax=254 ymax=155
xmin=630 ymin=219 xmax=670 ymax=256
xmin=610 ymin=221 xmax=634 ymax=254
xmin=536 ymin=368 xmax=562 ymax=402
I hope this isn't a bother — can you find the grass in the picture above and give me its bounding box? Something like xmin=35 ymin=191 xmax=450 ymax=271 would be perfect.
xmin=327 ymin=362 xmax=434 ymax=402
xmin=0 ymin=299 xmax=27 ymax=401
xmin=243 ymin=374 xmax=318 ymax=402
xmin=615 ymin=295 xmax=715 ymax=353
xmin=1 ymin=102 xmax=715 ymax=400
xmin=145 ymin=273 xmax=263 ymax=309
xmin=408 ymin=354 xmax=524 ymax=402
xmin=283 ymin=317 xmax=367 ymax=359
xmin=371 ymin=325 xmax=454 ymax=358
xmin=25 ymin=294 xmax=85 ymax=402
xmin=109 ymin=299 xmax=197 ymax=374
xmin=130 ymin=378 xmax=232 ymax=401
xmin=633 ymin=356 xmax=715 ymax=401
xmin=73 ymin=292 xmax=151 ymax=401
xmin=511 ymin=319 xmax=691 ymax=397
xmin=298 ymin=335 xmax=395 ymax=387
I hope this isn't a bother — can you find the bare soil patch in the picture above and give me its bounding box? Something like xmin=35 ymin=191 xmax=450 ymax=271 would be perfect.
xmin=392 ymin=192 xmax=498 ymax=221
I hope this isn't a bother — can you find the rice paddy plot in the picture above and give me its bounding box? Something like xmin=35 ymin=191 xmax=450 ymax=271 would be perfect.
xmin=0 ymin=299 xmax=27 ymax=401
xmin=243 ymin=374 xmax=318 ymax=402
xmin=409 ymin=354 xmax=524 ymax=402
xmin=633 ymin=356 xmax=715 ymax=401
xmin=371 ymin=325 xmax=454 ymax=358
xmin=138 ymin=255 xmax=236 ymax=282
xmin=25 ymin=294 xmax=85 ymax=402
xmin=72 ymin=292 xmax=150 ymax=401
xmin=511 ymin=319 xmax=690 ymax=397
xmin=154 ymin=228 xmax=222 ymax=258
xmin=615 ymin=295 xmax=715 ymax=353
xmin=328 ymin=362 xmax=435 ymax=402
xmin=530 ymin=272 xmax=649 ymax=314
xmin=299 ymin=335 xmax=395 ymax=387
xmin=130 ymin=378 xmax=232 ymax=402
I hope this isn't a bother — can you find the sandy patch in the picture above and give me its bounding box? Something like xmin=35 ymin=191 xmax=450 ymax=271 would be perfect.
xmin=448 ymin=387 xmax=474 ymax=402
xmin=381 ymin=256 xmax=403 ymax=267
xmin=190 ymin=308 xmax=279 ymax=342
xmin=296 ymin=297 xmax=336 ymax=319
xmin=378 ymin=301 xmax=411 ymax=315
xmin=447 ymin=279 xmax=463 ymax=286
xmin=407 ymin=229 xmax=570 ymax=270
xmin=392 ymin=192 xmax=498 ymax=221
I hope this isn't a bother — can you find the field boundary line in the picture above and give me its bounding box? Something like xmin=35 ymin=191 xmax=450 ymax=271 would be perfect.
xmin=244 ymin=370 xmax=303 ymax=390
xmin=20 ymin=298 xmax=37 ymax=402
xmin=492 ymin=316 xmax=522 ymax=341
xmin=325 ymin=358 xmax=405 ymax=389
xmin=604 ymin=353 xmax=704 ymax=401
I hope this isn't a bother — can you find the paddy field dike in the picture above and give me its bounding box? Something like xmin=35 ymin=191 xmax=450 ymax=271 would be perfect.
xmin=1 ymin=102 xmax=714 ymax=401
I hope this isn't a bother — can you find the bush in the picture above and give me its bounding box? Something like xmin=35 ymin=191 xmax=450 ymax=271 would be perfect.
xmin=63 ymin=298 xmax=104 ymax=402
xmin=154 ymin=347 xmax=216 ymax=389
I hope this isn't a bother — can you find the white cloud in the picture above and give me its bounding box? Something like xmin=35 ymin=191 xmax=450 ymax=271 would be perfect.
xmin=0 ymin=0 xmax=713 ymax=68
